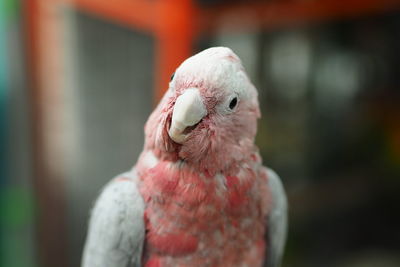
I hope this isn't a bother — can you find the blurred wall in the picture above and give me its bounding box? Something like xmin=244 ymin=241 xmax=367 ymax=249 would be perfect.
xmin=63 ymin=10 xmax=154 ymax=266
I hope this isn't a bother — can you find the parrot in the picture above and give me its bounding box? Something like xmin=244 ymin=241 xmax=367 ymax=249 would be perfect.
xmin=81 ymin=47 xmax=287 ymax=267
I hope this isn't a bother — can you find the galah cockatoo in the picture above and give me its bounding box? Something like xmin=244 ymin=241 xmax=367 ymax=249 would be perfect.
xmin=82 ymin=47 xmax=287 ymax=267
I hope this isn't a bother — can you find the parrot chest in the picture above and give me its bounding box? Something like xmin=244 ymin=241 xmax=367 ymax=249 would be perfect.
xmin=137 ymin=157 xmax=270 ymax=267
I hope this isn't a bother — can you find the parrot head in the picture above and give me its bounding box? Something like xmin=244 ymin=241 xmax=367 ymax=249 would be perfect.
xmin=144 ymin=47 xmax=260 ymax=175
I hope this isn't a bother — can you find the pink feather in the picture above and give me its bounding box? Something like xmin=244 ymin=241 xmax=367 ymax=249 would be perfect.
xmin=136 ymin=47 xmax=271 ymax=267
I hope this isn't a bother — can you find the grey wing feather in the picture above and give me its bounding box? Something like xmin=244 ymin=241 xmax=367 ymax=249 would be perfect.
xmin=81 ymin=170 xmax=145 ymax=267
xmin=265 ymin=168 xmax=288 ymax=267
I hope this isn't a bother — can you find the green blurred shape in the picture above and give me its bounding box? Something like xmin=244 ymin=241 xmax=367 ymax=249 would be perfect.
xmin=1 ymin=2 xmax=35 ymax=266
xmin=0 ymin=187 xmax=36 ymax=267
xmin=3 ymin=0 xmax=20 ymax=18
xmin=0 ymin=187 xmax=35 ymax=226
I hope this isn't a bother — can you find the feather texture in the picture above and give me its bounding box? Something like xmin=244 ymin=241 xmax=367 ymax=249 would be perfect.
xmin=82 ymin=171 xmax=145 ymax=267
xmin=82 ymin=47 xmax=287 ymax=267
xmin=264 ymin=168 xmax=288 ymax=267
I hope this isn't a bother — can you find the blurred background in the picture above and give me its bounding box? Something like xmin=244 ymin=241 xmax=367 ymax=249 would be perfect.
xmin=1 ymin=0 xmax=400 ymax=266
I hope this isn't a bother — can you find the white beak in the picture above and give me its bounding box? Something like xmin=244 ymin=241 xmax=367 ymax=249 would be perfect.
xmin=168 ymin=88 xmax=207 ymax=144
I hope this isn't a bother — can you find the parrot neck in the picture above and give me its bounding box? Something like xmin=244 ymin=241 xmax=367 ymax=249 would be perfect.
xmin=136 ymin=149 xmax=263 ymax=195
xmin=144 ymin=143 xmax=259 ymax=177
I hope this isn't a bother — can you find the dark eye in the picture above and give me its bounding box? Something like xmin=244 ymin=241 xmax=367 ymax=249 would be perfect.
xmin=229 ymin=97 xmax=238 ymax=110
xmin=170 ymin=72 xmax=175 ymax=81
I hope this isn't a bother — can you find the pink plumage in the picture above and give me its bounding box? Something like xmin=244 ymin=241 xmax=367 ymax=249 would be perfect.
xmin=82 ymin=47 xmax=287 ymax=267
xmin=136 ymin=47 xmax=279 ymax=267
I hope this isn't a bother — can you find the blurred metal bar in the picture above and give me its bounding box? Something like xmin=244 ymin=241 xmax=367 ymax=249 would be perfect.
xmin=154 ymin=0 xmax=196 ymax=103
xmin=24 ymin=0 xmax=68 ymax=267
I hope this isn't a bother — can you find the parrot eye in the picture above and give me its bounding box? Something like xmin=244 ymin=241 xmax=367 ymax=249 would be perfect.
xmin=229 ymin=97 xmax=238 ymax=110
xmin=170 ymin=72 xmax=175 ymax=81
